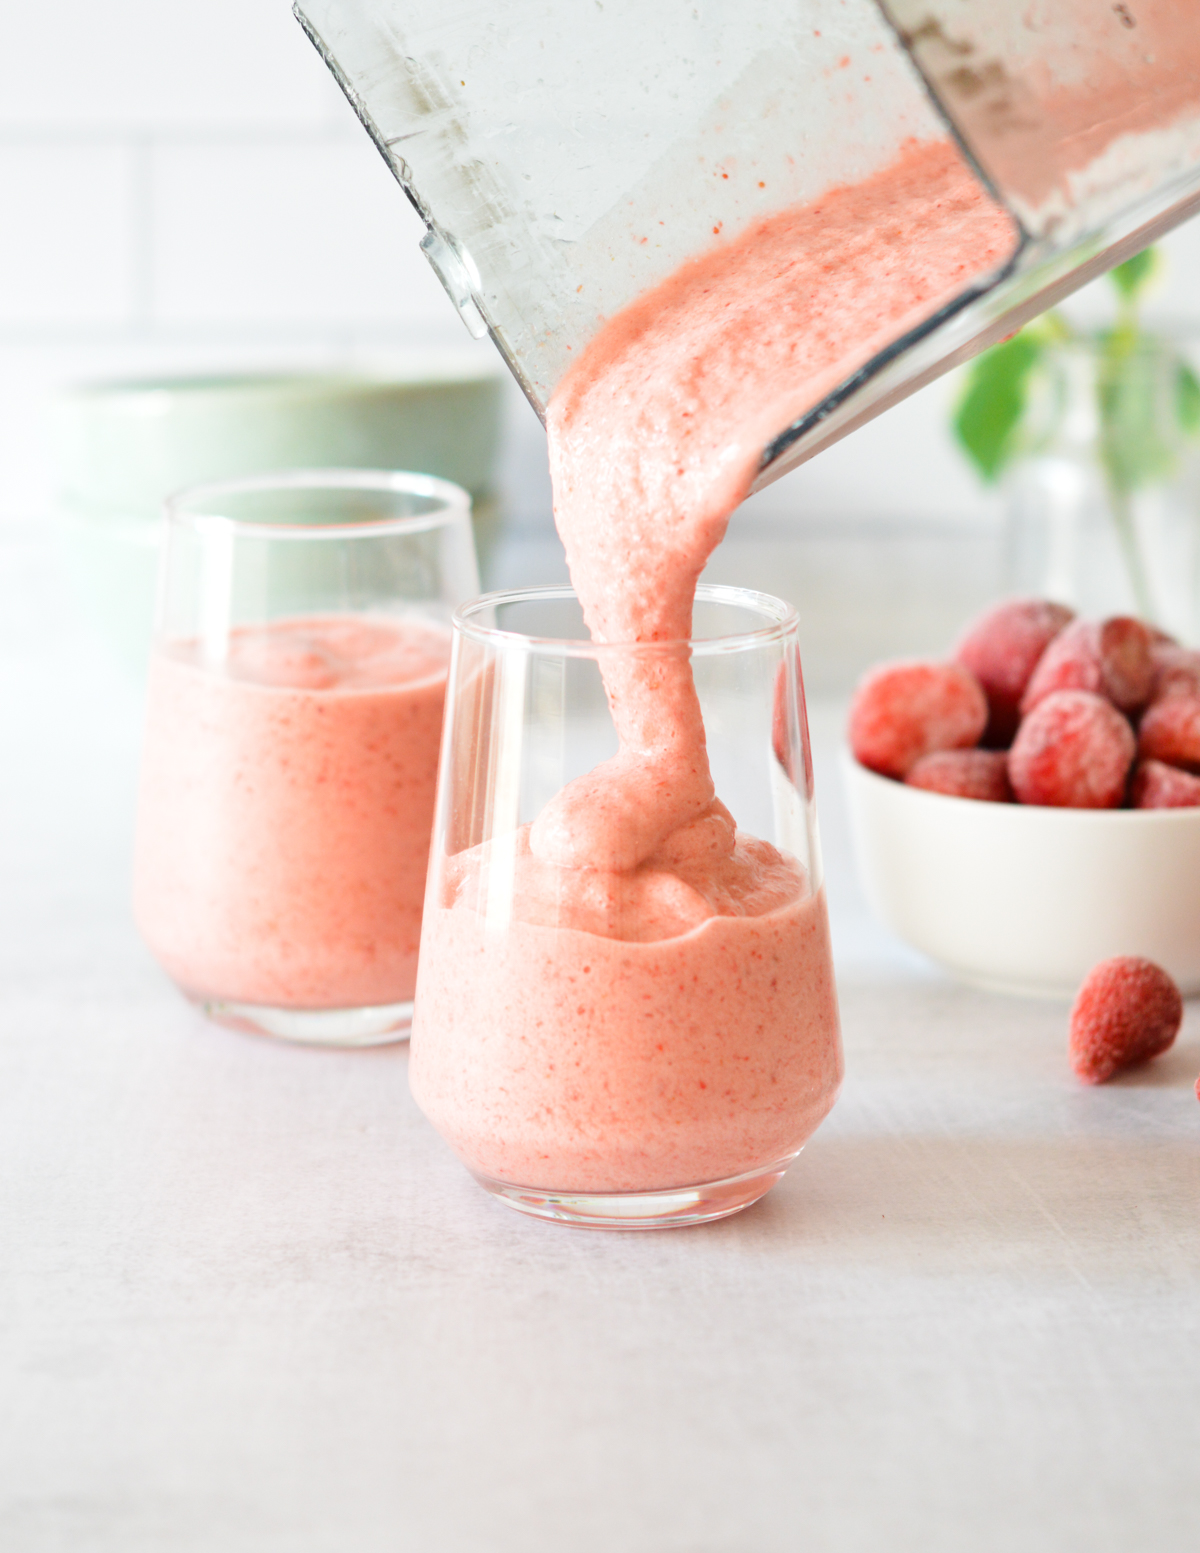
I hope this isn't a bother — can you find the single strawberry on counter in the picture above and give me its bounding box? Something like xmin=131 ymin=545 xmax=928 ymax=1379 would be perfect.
xmin=1068 ymin=957 xmax=1183 ymax=1084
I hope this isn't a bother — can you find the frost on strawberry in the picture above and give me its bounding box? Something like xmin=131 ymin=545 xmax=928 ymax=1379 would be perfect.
xmin=1007 ymin=690 xmax=1135 ymax=808
xmin=848 ymin=660 xmax=988 ymax=779
xmin=905 ymin=749 xmax=1012 ymax=802
xmin=954 ymin=598 xmax=1073 ymax=746
xmin=1068 ymin=956 xmax=1182 ymax=1084
xmin=1138 ymin=693 xmax=1200 ymax=772
xmin=1021 ymin=617 xmax=1153 ymax=716
xmin=1130 ymin=759 xmax=1200 ymax=809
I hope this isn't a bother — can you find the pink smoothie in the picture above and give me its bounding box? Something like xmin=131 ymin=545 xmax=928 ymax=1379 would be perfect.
xmin=411 ymin=137 xmax=1016 ymax=1192
xmin=415 ymin=828 xmax=840 ymax=1191
xmin=134 ymin=614 xmax=450 ymax=1011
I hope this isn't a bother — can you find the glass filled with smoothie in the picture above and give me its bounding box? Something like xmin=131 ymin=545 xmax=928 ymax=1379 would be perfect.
xmin=133 ymin=469 xmax=478 ymax=1046
xmin=411 ymin=584 xmax=842 ymax=1228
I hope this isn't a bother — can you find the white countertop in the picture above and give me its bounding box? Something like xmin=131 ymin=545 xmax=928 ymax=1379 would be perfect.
xmin=3 ymin=522 xmax=1199 ymax=1553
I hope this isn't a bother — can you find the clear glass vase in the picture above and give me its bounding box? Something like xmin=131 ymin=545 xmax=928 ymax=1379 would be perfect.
xmin=1006 ymin=338 xmax=1200 ymax=643
xmin=409 ymin=584 xmax=843 ymax=1228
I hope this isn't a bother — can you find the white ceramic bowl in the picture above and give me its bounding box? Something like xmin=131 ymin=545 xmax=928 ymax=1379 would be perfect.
xmin=843 ymin=752 xmax=1200 ymax=997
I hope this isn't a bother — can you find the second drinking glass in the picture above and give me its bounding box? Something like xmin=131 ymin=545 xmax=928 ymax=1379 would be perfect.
xmin=133 ymin=469 xmax=479 ymax=1045
xmin=411 ymin=584 xmax=843 ymax=1227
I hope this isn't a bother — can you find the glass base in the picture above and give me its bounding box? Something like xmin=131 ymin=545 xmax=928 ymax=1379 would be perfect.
xmin=472 ymin=1155 xmax=799 ymax=1230
xmin=193 ymin=996 xmax=413 ymax=1047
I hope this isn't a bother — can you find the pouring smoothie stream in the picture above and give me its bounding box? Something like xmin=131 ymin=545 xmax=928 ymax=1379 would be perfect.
xmin=409 ymin=137 xmax=1016 ymax=1216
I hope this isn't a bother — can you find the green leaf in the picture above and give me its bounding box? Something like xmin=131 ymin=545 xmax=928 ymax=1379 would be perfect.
xmin=1110 ymin=247 xmax=1158 ymax=305
xmin=953 ymin=331 xmax=1045 ymax=482
xmin=1177 ymin=361 xmax=1200 ymax=437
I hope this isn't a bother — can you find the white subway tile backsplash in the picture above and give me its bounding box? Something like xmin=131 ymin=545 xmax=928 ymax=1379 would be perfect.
xmin=0 ymin=0 xmax=339 ymax=132
xmin=0 ymin=0 xmax=1197 ymax=543
xmin=0 ymin=146 xmax=136 ymax=327
xmin=150 ymin=140 xmax=458 ymax=329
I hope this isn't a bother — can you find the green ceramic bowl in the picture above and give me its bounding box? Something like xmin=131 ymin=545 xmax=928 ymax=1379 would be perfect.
xmin=52 ymin=360 xmax=505 ymax=671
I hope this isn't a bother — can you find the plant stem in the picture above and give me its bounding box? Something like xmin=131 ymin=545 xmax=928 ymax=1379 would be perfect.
xmin=1104 ymin=477 xmax=1156 ymax=622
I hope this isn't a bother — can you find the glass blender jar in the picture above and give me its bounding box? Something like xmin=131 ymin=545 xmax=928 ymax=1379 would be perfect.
xmin=294 ymin=0 xmax=1200 ymax=490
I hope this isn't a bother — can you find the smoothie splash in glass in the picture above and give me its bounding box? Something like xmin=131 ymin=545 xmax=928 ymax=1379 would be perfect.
xmin=410 ymin=136 xmax=1015 ymax=1224
xmin=412 ymin=586 xmax=840 ymax=1226
xmin=133 ymin=469 xmax=479 ymax=1046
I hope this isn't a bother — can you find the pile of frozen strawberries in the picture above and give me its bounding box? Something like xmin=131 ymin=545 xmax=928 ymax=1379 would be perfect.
xmin=848 ymin=598 xmax=1200 ymax=808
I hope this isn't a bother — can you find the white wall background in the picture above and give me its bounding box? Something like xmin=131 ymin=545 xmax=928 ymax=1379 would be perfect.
xmin=2 ymin=0 xmax=1199 ymax=534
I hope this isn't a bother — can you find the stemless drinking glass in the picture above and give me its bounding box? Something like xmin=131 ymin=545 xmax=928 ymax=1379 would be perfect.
xmin=410 ymin=584 xmax=843 ymax=1228
xmin=133 ymin=469 xmax=479 ymax=1046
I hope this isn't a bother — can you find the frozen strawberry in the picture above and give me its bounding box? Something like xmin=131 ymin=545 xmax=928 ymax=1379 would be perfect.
xmin=1068 ymin=956 xmax=1182 ymax=1084
xmin=848 ymin=660 xmax=988 ymax=779
xmin=1137 ymin=694 xmax=1200 ymax=772
xmin=1096 ymin=617 xmax=1157 ymax=709
xmin=905 ymin=748 xmax=1012 ymax=802
xmin=1149 ymin=643 xmax=1200 ymax=703
xmin=954 ymin=598 xmax=1073 ymax=745
xmin=1131 ymin=759 xmax=1200 ymax=808
xmin=1007 ymin=690 xmax=1135 ymax=807
xmin=1021 ymin=616 xmax=1154 ymax=715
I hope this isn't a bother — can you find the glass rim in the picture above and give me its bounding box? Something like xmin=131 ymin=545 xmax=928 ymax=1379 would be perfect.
xmin=453 ymin=583 xmax=799 ymax=657
xmin=162 ymin=467 xmax=472 ymax=542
